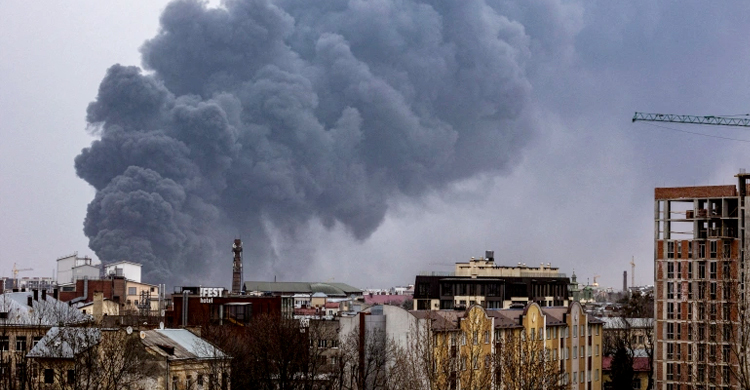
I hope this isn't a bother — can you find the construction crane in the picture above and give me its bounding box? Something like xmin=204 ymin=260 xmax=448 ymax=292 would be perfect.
xmin=633 ymin=112 xmax=750 ymax=127
xmin=630 ymin=257 xmax=636 ymax=288
xmin=12 ymin=263 xmax=33 ymax=289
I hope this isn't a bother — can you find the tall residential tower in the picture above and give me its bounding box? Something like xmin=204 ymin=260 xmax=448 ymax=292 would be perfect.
xmin=654 ymin=172 xmax=750 ymax=389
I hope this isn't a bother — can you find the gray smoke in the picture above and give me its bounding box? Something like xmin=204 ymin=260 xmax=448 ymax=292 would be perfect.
xmin=75 ymin=0 xmax=534 ymax=283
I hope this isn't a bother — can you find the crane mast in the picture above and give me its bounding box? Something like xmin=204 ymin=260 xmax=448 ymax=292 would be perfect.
xmin=633 ymin=112 xmax=750 ymax=127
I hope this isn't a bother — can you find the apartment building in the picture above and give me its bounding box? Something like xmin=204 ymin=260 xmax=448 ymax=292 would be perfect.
xmin=654 ymin=173 xmax=750 ymax=389
xmin=413 ymin=251 xmax=570 ymax=310
xmin=409 ymin=301 xmax=602 ymax=390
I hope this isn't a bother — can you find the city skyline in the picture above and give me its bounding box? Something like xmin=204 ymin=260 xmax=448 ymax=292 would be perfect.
xmin=3 ymin=1 xmax=750 ymax=289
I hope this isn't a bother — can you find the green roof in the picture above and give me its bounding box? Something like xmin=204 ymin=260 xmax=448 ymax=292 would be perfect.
xmin=243 ymin=281 xmax=362 ymax=297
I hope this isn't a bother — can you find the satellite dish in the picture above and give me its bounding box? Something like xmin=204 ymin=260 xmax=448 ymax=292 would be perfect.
xmin=159 ymin=322 xmax=164 ymax=330
xmin=139 ymin=331 xmax=146 ymax=339
xmin=126 ymin=326 xmax=133 ymax=335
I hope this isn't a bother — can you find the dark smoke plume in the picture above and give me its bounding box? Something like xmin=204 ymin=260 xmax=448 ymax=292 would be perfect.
xmin=76 ymin=0 xmax=534 ymax=283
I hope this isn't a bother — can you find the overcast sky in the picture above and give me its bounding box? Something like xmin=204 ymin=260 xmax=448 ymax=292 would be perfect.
xmin=3 ymin=0 xmax=750 ymax=291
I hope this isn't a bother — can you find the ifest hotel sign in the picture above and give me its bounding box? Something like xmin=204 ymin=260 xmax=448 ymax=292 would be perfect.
xmin=199 ymin=287 xmax=223 ymax=303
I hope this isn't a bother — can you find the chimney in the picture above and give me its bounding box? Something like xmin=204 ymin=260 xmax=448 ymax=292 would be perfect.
xmin=33 ymin=289 xmax=38 ymax=301
xmin=41 ymin=289 xmax=46 ymax=301
xmin=93 ymin=292 xmax=104 ymax=324
xmin=27 ymin=296 xmax=32 ymax=307
xmin=53 ymin=288 xmax=58 ymax=300
xmin=485 ymin=250 xmax=494 ymax=261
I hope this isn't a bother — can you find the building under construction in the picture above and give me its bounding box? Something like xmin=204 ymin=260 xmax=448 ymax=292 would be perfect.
xmin=654 ymin=172 xmax=750 ymax=389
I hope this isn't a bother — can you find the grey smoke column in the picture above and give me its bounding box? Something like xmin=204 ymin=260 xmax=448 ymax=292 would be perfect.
xmin=75 ymin=0 xmax=535 ymax=283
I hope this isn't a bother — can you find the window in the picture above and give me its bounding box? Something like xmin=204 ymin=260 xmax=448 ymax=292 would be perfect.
xmin=633 ymin=379 xmax=642 ymax=389
xmin=668 ymin=242 xmax=675 ymax=258
xmin=724 ymin=241 xmax=731 ymax=258
xmin=724 ymin=261 xmax=732 ymax=280
xmin=580 ymin=371 xmax=584 ymax=383
xmin=688 ymin=241 xmax=693 ymax=259
xmin=15 ymin=336 xmax=26 ymax=351
xmin=472 ymin=355 xmax=478 ymax=370
xmin=677 ymin=241 xmax=682 ymax=258
xmin=699 ymin=243 xmax=706 ymax=258
xmin=573 ymin=325 xmax=577 ymax=338
xmin=668 ymin=282 xmax=674 ymax=299
xmin=667 ymin=302 xmax=674 ymax=320
xmin=711 ymin=262 xmax=718 ymax=279
xmin=667 ymin=261 xmax=674 ymax=277
xmin=473 ymin=331 xmax=478 ymax=345
xmin=711 ymin=241 xmax=718 ymax=258
xmin=484 ymin=331 xmax=489 ymax=344
xmin=667 ymin=363 xmax=674 ymax=380
xmin=44 ymin=369 xmax=54 ymax=384
xmin=32 ymin=336 xmax=42 ymax=347
xmin=573 ymin=346 xmax=577 ymax=359
xmin=667 ymin=322 xmax=674 ymax=339
xmin=667 ymin=343 xmax=674 ymax=359
xmin=0 ymin=337 xmax=7 ymax=351
xmin=67 ymin=370 xmax=75 ymax=385
xmin=595 ymin=369 xmax=599 ymax=381
xmin=530 ymin=328 xmax=535 ymax=341
xmin=172 ymin=376 xmax=178 ymax=389
xmin=595 ymin=344 xmax=599 ymax=356
xmin=128 ymin=287 xmax=137 ymax=295
xmin=198 ymin=374 xmax=204 ymax=387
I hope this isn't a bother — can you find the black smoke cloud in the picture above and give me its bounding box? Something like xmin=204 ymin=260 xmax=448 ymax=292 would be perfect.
xmin=76 ymin=0 xmax=535 ymax=283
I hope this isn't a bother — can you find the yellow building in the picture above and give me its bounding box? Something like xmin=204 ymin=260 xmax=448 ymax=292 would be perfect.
xmin=418 ymin=301 xmax=603 ymax=389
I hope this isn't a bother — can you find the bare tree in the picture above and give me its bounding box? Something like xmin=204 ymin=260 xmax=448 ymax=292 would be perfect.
xmin=494 ymin=329 xmax=568 ymax=390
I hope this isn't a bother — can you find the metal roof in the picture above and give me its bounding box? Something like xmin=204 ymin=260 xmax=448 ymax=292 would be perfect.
xmin=0 ymin=292 xmax=89 ymax=326
xmin=243 ymin=281 xmax=362 ymax=297
xmin=601 ymin=317 xmax=653 ymax=329
xmin=141 ymin=329 xmax=227 ymax=360
xmin=27 ymin=327 xmax=101 ymax=359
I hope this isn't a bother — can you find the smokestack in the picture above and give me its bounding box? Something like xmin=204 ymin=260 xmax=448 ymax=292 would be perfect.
xmin=232 ymin=239 xmax=243 ymax=295
xmin=623 ymin=271 xmax=627 ymax=292
xmin=182 ymin=290 xmax=189 ymax=327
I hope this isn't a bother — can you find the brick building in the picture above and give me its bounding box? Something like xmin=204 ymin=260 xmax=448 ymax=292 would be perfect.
xmin=166 ymin=286 xmax=282 ymax=328
xmin=654 ymin=173 xmax=750 ymax=389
